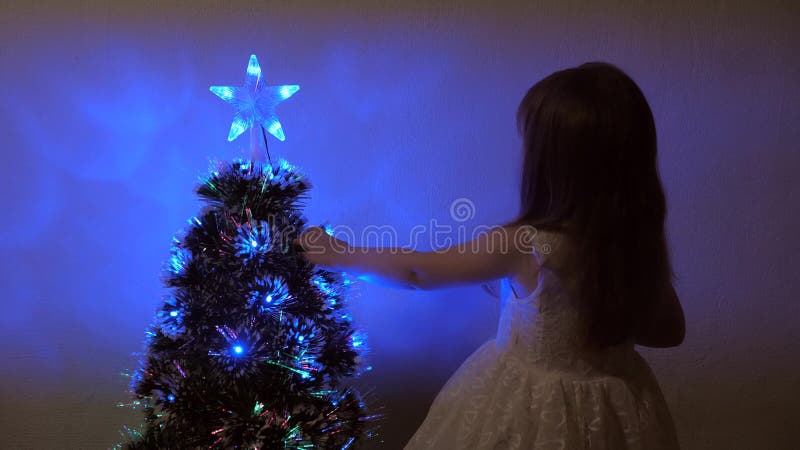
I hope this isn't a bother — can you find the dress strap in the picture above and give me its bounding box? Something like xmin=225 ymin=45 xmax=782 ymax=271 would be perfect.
xmin=510 ymin=280 xmax=524 ymax=299
xmin=504 ymin=277 xmax=524 ymax=299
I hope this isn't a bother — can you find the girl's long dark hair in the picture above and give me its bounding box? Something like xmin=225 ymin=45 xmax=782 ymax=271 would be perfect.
xmin=513 ymin=62 xmax=672 ymax=350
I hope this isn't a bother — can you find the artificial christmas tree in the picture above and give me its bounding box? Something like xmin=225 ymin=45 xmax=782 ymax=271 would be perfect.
xmin=116 ymin=55 xmax=382 ymax=449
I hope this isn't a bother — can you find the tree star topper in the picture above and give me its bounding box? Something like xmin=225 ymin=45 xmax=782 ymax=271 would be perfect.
xmin=210 ymin=54 xmax=299 ymax=142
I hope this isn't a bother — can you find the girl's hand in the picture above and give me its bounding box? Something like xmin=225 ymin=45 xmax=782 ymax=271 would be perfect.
xmin=294 ymin=226 xmax=350 ymax=269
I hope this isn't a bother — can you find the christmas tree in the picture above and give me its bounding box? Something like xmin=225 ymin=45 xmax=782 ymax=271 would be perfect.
xmin=116 ymin=55 xmax=382 ymax=449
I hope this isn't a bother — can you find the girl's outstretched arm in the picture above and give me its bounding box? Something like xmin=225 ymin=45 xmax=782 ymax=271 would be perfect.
xmin=295 ymin=225 xmax=535 ymax=290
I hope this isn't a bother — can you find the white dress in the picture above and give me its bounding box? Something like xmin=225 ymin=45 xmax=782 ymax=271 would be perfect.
xmin=403 ymin=230 xmax=680 ymax=450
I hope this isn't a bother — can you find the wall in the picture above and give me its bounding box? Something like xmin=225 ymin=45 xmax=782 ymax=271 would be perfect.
xmin=0 ymin=0 xmax=797 ymax=448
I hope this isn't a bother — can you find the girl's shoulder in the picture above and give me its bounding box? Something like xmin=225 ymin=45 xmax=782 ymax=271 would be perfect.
xmin=502 ymin=223 xmax=569 ymax=260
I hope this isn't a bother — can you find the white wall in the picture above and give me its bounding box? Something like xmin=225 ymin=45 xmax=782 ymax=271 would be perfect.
xmin=0 ymin=1 xmax=797 ymax=448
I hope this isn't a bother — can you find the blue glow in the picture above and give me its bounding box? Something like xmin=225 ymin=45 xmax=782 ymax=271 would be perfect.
xmin=167 ymin=247 xmax=191 ymax=275
xmin=341 ymin=273 xmax=353 ymax=286
xmin=278 ymin=159 xmax=293 ymax=172
xmin=298 ymin=335 xmax=304 ymax=342
xmin=246 ymin=54 xmax=261 ymax=79
xmin=156 ymin=297 xmax=185 ymax=339
xmin=233 ymin=345 xmax=244 ymax=355
xmin=227 ymin=112 xmax=250 ymax=142
xmin=350 ymin=330 xmax=369 ymax=353
xmin=278 ymin=85 xmax=299 ymax=100
xmin=312 ymin=275 xmax=336 ymax=297
xmin=235 ymin=221 xmax=272 ymax=260
xmin=265 ymin=117 xmax=283 ymax=141
xmin=209 ymin=54 xmax=299 ymax=142
xmin=167 ymin=394 xmax=175 ymax=402
xmin=249 ymin=275 xmax=291 ymax=312
xmin=208 ymin=86 xmax=237 ymax=102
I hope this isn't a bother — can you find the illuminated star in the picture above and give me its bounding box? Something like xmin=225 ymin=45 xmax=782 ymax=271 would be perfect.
xmin=210 ymin=54 xmax=299 ymax=142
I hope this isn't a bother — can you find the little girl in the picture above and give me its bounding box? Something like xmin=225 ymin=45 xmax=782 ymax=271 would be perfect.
xmin=296 ymin=61 xmax=685 ymax=450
